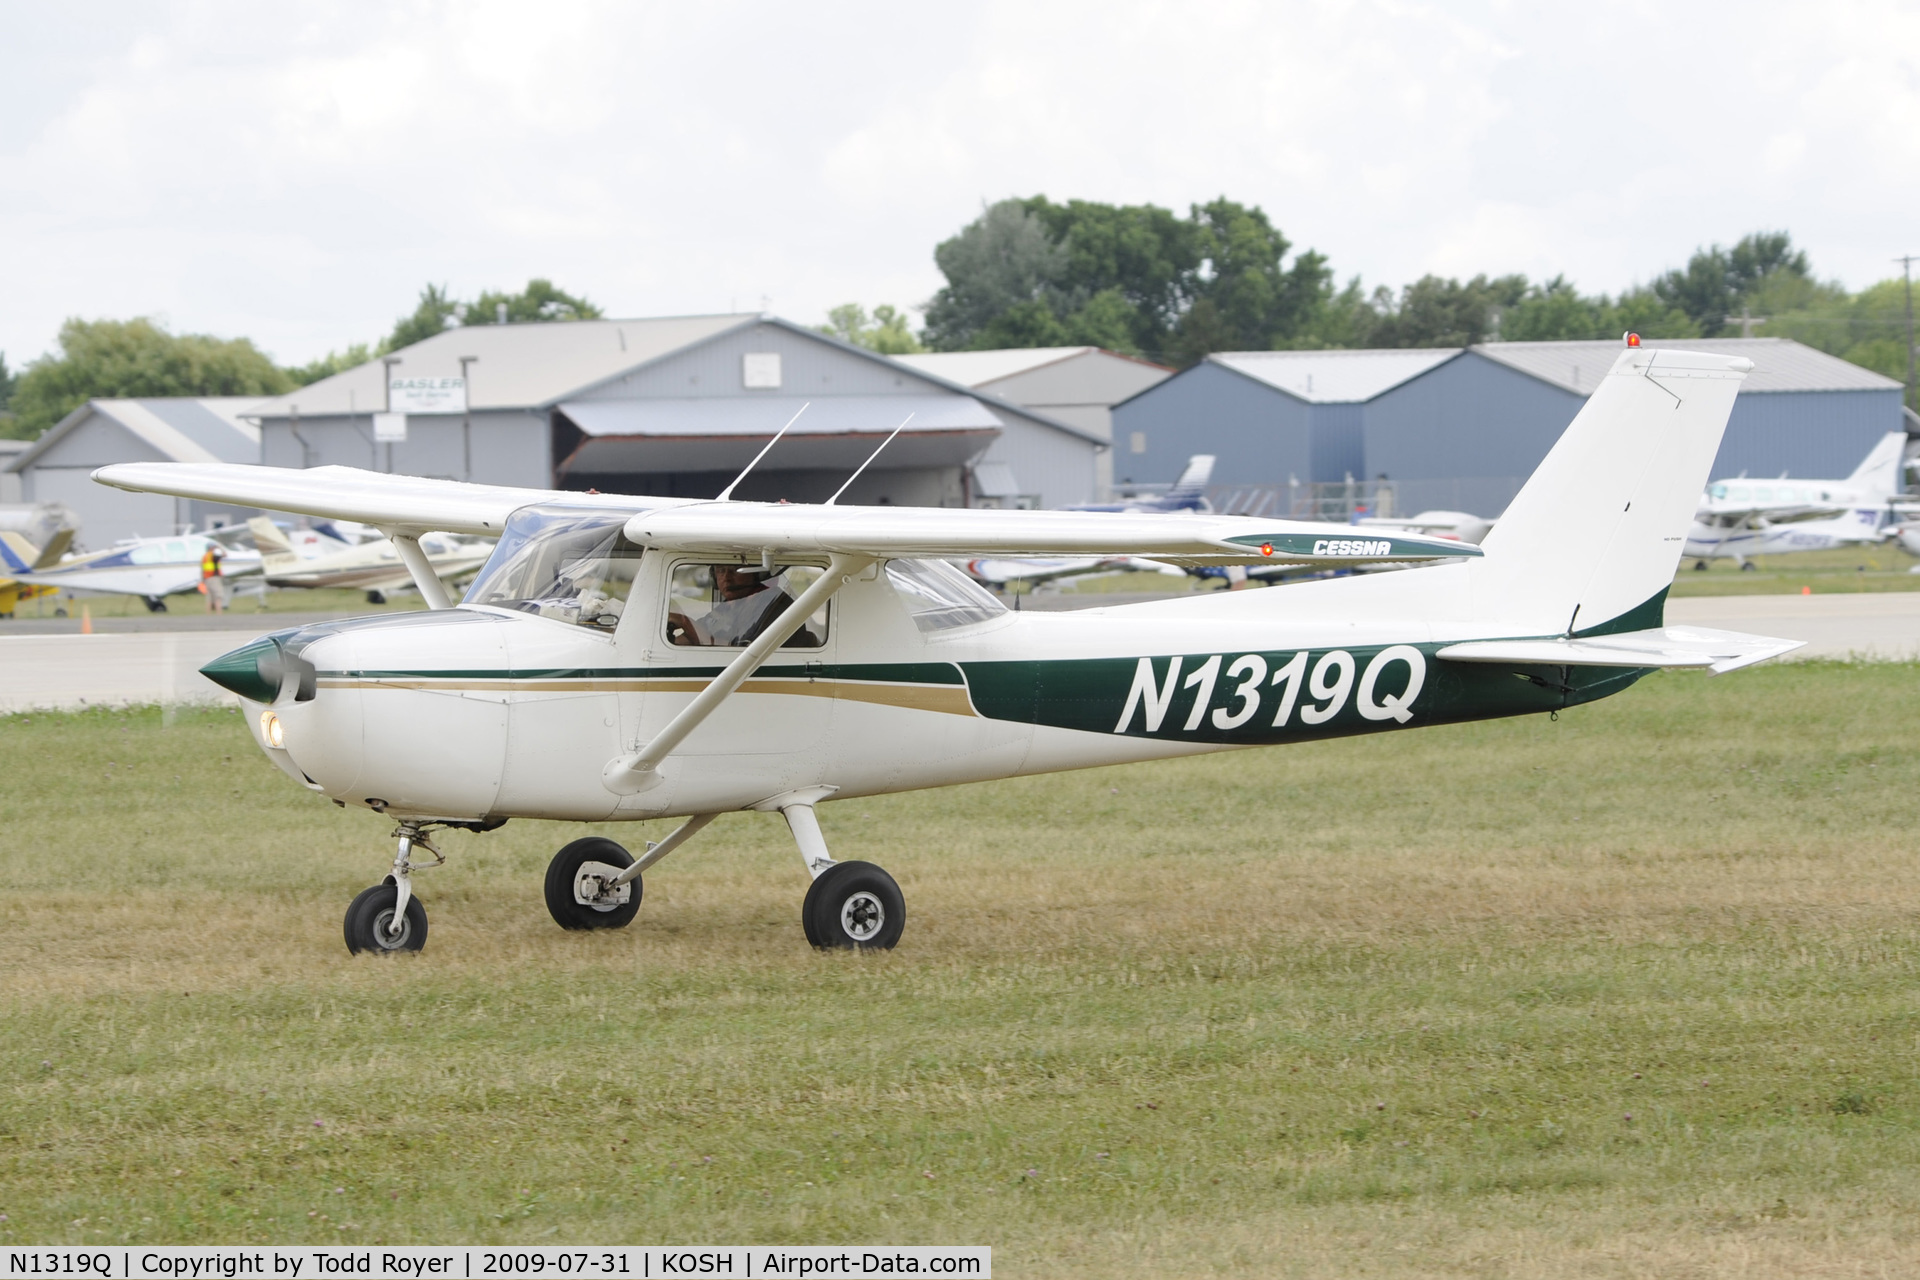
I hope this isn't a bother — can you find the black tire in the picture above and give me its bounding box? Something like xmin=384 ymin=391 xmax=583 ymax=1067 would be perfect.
xmin=803 ymin=861 xmax=904 ymax=951
xmin=366 ymin=590 xmax=387 ymax=605
xmin=343 ymin=883 xmax=427 ymax=954
xmin=544 ymin=837 xmax=641 ymax=930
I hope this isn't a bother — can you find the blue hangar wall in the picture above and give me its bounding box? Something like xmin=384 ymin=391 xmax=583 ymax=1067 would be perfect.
xmin=1114 ymin=351 xmax=1907 ymax=516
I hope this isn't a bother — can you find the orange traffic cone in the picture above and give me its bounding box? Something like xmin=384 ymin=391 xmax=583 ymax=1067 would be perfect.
xmin=81 ymin=605 xmax=92 ymax=634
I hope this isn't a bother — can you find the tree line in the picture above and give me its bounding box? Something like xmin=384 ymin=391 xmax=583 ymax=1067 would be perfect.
xmin=4 ymin=211 xmax=1914 ymax=440
xmin=867 ymin=203 xmax=1914 ymax=400
xmin=0 ymin=279 xmax=600 ymax=440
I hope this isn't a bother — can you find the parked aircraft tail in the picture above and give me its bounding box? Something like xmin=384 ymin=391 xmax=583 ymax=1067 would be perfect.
xmin=0 ymin=532 xmax=34 ymax=575
xmin=0 ymin=529 xmax=66 ymax=573
xmin=1166 ymin=454 xmax=1216 ymax=502
xmin=1844 ymin=431 xmax=1908 ymax=495
xmin=246 ymin=516 xmax=304 ymax=573
xmin=1468 ymin=345 xmax=1752 ymax=635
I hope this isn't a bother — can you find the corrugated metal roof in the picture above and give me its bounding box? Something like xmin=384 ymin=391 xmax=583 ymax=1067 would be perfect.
xmin=893 ymin=347 xmax=1097 ymax=387
xmin=1475 ymin=338 xmax=1902 ymax=395
xmin=135 ymin=397 xmax=262 ymax=460
xmin=248 ymin=314 xmax=758 ymax=417
xmin=558 ymin=394 xmax=1003 ymax=438
xmin=1208 ymin=348 xmax=1462 ymax=402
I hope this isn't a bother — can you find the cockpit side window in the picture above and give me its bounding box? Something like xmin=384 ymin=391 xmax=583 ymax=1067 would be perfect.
xmin=463 ymin=506 xmax=643 ymax=632
xmin=885 ymin=558 xmax=1007 ymax=632
xmin=666 ymin=563 xmax=828 ymax=648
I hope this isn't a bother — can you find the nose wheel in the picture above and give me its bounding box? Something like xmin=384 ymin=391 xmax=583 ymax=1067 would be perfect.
xmin=344 ymin=882 xmax=428 ymax=953
xmin=343 ymin=821 xmax=447 ymax=955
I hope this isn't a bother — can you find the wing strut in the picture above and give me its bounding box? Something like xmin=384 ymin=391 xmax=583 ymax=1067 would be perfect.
xmin=602 ymin=551 xmax=873 ymax=794
xmin=386 ymin=532 xmax=454 ymax=610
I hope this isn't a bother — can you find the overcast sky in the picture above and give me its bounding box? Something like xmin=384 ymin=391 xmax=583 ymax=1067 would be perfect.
xmin=4 ymin=0 xmax=1917 ymax=369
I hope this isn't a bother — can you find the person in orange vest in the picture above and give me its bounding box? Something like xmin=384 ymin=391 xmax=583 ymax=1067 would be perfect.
xmin=200 ymin=541 xmax=227 ymax=613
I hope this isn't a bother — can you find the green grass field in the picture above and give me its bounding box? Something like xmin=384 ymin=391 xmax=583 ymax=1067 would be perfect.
xmin=5 ymin=665 xmax=1920 ymax=1275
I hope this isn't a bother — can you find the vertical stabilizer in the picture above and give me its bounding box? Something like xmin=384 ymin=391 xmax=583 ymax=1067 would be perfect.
xmin=1168 ymin=454 xmax=1216 ymax=499
xmin=1844 ymin=431 xmax=1909 ymax=495
xmin=1469 ymin=346 xmax=1751 ymax=635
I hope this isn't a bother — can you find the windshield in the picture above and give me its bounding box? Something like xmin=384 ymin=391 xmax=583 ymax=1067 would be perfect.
xmin=462 ymin=506 xmax=643 ymax=631
xmin=886 ymin=559 xmax=1007 ymax=632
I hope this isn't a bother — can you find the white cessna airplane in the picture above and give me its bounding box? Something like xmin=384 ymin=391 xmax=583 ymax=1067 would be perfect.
xmin=95 ymin=342 xmax=1798 ymax=955
xmin=1683 ymin=431 xmax=1912 ymax=566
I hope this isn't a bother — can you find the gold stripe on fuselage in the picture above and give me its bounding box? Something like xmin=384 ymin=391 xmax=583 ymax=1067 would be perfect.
xmin=312 ymin=676 xmax=979 ymax=718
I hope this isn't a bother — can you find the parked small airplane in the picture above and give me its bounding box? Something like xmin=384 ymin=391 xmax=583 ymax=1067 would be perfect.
xmin=97 ymin=343 xmax=1797 ymax=956
xmin=1684 ymin=431 xmax=1913 ymax=565
xmin=246 ymin=516 xmax=493 ymax=603
xmin=967 ymin=455 xmax=1219 ymax=589
xmin=1066 ymin=454 xmax=1216 ymax=513
xmin=0 ymin=529 xmax=259 ymax=611
xmin=1358 ymin=510 xmax=1495 ymax=546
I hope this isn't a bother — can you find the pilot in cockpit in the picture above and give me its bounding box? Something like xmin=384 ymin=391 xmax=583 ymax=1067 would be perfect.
xmin=694 ymin=565 xmax=793 ymax=645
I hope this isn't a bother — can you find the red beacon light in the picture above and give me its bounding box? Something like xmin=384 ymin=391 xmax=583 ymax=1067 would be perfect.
xmin=1624 ymin=331 xmax=1642 ymax=347
xmin=1260 ymin=542 xmax=1274 ymax=557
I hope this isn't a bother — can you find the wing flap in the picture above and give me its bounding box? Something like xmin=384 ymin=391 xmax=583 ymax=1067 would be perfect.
xmin=1437 ymin=626 xmax=1804 ymax=676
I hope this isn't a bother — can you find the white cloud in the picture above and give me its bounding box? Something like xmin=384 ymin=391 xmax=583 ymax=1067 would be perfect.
xmin=1 ymin=0 xmax=1916 ymax=368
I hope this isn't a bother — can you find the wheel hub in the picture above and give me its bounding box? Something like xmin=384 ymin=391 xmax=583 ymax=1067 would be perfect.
xmin=573 ymin=860 xmax=633 ymax=911
xmin=370 ymin=908 xmax=412 ymax=949
xmin=840 ymin=890 xmax=884 ymax=942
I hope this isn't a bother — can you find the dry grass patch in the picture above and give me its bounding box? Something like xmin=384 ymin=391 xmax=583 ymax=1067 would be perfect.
xmin=2 ymin=664 xmax=1920 ymax=1276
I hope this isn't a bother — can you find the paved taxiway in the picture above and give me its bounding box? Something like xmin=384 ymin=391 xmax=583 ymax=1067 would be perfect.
xmin=0 ymin=594 xmax=1916 ymax=712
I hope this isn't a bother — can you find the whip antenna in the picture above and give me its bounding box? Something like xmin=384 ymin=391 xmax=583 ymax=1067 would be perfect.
xmin=825 ymin=413 xmax=914 ymax=506
xmin=716 ymin=402 xmax=809 ymax=500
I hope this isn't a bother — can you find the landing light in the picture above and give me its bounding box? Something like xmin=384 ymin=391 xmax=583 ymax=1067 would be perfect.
xmin=261 ymin=710 xmax=285 ymax=749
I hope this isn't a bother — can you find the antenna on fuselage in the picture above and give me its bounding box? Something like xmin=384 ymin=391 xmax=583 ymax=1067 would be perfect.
xmin=824 ymin=412 xmax=914 ymax=506
xmin=716 ymin=402 xmax=809 ymax=501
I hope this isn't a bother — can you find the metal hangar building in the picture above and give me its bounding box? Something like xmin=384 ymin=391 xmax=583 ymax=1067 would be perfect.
xmin=245 ymin=314 xmax=1106 ymax=510
xmin=1113 ymin=338 xmax=1909 ymax=516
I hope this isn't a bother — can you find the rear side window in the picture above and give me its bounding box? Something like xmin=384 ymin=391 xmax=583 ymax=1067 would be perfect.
xmin=886 ymin=559 xmax=1007 ymax=632
xmin=666 ymin=563 xmax=828 ymax=648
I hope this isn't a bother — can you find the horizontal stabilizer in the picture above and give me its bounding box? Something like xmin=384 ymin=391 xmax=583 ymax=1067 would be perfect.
xmin=1436 ymin=626 xmax=1804 ymax=676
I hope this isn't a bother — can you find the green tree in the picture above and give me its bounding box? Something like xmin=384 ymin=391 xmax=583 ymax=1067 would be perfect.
xmin=817 ymin=304 xmax=925 ymax=354
xmin=924 ymin=195 xmax=1328 ymax=362
xmin=1654 ymin=231 xmax=1810 ymax=336
xmin=1499 ymin=277 xmax=1697 ymax=342
xmin=466 ymin=278 xmax=603 ymax=327
xmin=1760 ymin=276 xmax=1917 ymax=407
xmin=1172 ymin=199 xmax=1330 ymax=362
xmin=285 ymin=343 xmax=374 ymax=387
xmin=0 ymin=351 xmax=16 ymax=413
xmin=923 ymin=201 xmax=1070 ymax=351
xmin=382 ymin=284 xmax=460 ymax=352
xmin=8 ymin=318 xmax=293 ymax=439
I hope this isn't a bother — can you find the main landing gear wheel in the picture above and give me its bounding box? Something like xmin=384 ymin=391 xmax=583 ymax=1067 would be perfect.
xmin=802 ymin=861 xmax=905 ymax=950
xmin=545 ymin=837 xmax=642 ymax=930
xmin=344 ymin=883 xmax=428 ymax=954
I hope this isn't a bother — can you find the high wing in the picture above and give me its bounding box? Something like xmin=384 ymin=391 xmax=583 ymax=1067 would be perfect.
xmin=94 ymin=462 xmax=1480 ymax=567
xmin=92 ymin=463 xmax=659 ymax=537
xmin=623 ymin=502 xmax=1478 ymax=565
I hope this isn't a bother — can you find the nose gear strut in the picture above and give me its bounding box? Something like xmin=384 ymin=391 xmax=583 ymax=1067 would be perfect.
xmin=343 ymin=820 xmax=476 ymax=955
